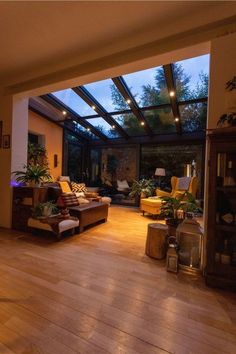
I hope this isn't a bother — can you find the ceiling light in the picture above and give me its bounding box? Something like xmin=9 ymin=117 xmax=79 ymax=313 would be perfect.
xmin=126 ymin=99 xmax=131 ymax=104
xmin=175 ymin=117 xmax=179 ymax=122
xmin=169 ymin=91 xmax=175 ymax=97
xmin=112 ymin=125 xmax=115 ymax=129
xmin=92 ymin=105 xmax=96 ymax=110
xmin=62 ymin=110 xmax=67 ymax=116
xmin=141 ymin=121 xmax=145 ymax=126
xmin=87 ymin=128 xmax=90 ymax=131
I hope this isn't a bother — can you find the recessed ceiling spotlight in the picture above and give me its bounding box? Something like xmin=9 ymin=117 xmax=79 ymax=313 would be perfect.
xmin=175 ymin=117 xmax=179 ymax=122
xmin=87 ymin=128 xmax=91 ymax=131
xmin=141 ymin=121 xmax=145 ymax=126
xmin=126 ymin=99 xmax=131 ymax=104
xmin=169 ymin=91 xmax=175 ymax=97
xmin=62 ymin=110 xmax=67 ymax=116
xmin=92 ymin=105 xmax=96 ymax=110
xmin=112 ymin=125 xmax=115 ymax=129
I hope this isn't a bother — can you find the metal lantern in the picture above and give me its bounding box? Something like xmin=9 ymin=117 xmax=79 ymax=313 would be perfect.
xmin=166 ymin=244 xmax=178 ymax=273
xmin=176 ymin=217 xmax=203 ymax=273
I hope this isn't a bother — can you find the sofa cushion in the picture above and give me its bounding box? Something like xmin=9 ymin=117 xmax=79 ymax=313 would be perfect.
xmin=61 ymin=192 xmax=79 ymax=207
xmin=71 ymin=182 xmax=88 ymax=194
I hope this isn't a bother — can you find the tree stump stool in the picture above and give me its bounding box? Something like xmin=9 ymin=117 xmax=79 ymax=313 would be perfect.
xmin=145 ymin=223 xmax=168 ymax=259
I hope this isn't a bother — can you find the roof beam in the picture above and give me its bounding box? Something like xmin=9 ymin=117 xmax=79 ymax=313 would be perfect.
xmin=72 ymin=86 xmax=129 ymax=139
xmin=112 ymin=76 xmax=153 ymax=136
xmin=41 ymin=94 xmax=108 ymax=142
xmin=163 ymin=64 xmax=182 ymax=134
xmin=29 ymin=104 xmax=88 ymax=143
xmin=88 ymin=131 xmax=206 ymax=147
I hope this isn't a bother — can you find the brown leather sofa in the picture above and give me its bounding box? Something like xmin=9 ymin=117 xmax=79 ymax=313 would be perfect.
xmin=47 ymin=186 xmax=109 ymax=232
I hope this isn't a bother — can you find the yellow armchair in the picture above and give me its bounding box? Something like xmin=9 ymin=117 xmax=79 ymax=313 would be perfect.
xmin=140 ymin=176 xmax=198 ymax=217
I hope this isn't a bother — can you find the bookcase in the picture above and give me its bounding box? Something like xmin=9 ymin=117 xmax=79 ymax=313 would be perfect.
xmin=205 ymin=128 xmax=236 ymax=290
xmin=12 ymin=186 xmax=48 ymax=231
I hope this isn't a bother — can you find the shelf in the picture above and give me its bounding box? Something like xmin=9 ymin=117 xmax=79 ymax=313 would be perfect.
xmin=216 ymin=186 xmax=236 ymax=192
xmin=213 ymin=262 xmax=236 ymax=277
xmin=215 ymin=224 xmax=236 ymax=232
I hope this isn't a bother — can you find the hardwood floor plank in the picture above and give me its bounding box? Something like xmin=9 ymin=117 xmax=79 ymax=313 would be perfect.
xmin=0 ymin=206 xmax=235 ymax=353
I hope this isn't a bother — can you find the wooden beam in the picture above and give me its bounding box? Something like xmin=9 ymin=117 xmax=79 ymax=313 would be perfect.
xmin=163 ymin=64 xmax=182 ymax=134
xmin=112 ymin=77 xmax=153 ymax=136
xmin=72 ymin=86 xmax=129 ymax=139
xmin=41 ymin=94 xmax=108 ymax=142
xmin=88 ymin=131 xmax=206 ymax=147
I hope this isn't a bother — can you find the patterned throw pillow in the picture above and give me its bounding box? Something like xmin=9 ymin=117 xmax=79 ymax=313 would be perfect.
xmin=71 ymin=182 xmax=87 ymax=194
xmin=61 ymin=193 xmax=79 ymax=207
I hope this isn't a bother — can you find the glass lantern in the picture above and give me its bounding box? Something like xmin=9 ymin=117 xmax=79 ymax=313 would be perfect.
xmin=176 ymin=218 xmax=203 ymax=273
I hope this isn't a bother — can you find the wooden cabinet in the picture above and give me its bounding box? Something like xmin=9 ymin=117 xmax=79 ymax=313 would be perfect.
xmin=205 ymin=128 xmax=236 ymax=290
xmin=12 ymin=187 xmax=48 ymax=231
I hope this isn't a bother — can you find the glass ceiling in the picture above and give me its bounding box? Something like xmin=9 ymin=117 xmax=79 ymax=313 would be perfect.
xmin=47 ymin=54 xmax=209 ymax=141
xmin=84 ymin=79 xmax=129 ymax=112
xmin=123 ymin=66 xmax=170 ymax=107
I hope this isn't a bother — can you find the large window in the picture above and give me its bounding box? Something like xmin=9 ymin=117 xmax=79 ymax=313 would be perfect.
xmin=140 ymin=143 xmax=205 ymax=197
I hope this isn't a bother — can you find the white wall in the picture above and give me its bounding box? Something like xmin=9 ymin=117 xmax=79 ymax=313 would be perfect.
xmin=208 ymin=32 xmax=236 ymax=129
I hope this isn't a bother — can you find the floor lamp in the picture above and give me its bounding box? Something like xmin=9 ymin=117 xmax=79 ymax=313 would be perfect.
xmin=155 ymin=168 xmax=166 ymax=188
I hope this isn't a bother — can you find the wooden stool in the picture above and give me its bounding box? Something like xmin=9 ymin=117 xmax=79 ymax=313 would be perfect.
xmin=145 ymin=223 xmax=168 ymax=259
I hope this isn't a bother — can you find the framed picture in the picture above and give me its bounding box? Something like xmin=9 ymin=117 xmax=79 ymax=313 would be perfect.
xmin=2 ymin=134 xmax=10 ymax=149
xmin=0 ymin=121 xmax=2 ymax=148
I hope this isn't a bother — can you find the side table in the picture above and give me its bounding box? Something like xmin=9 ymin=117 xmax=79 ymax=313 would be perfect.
xmin=145 ymin=223 xmax=168 ymax=259
xmin=28 ymin=215 xmax=79 ymax=240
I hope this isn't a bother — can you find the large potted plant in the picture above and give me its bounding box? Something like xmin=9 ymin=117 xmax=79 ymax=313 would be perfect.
xmin=12 ymin=164 xmax=52 ymax=187
xmin=160 ymin=192 xmax=201 ymax=235
xmin=129 ymin=179 xmax=155 ymax=200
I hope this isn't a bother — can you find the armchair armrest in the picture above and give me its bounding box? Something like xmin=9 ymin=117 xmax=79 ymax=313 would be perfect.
xmin=156 ymin=189 xmax=172 ymax=197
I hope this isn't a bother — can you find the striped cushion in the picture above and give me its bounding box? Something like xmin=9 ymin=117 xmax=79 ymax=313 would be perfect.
xmin=71 ymin=182 xmax=87 ymax=194
xmin=61 ymin=193 xmax=79 ymax=207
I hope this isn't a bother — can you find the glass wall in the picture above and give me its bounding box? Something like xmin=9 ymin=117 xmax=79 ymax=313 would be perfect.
xmin=140 ymin=143 xmax=204 ymax=197
xmin=64 ymin=131 xmax=83 ymax=182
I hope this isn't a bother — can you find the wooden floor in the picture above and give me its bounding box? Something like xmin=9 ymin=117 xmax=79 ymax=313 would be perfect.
xmin=0 ymin=206 xmax=235 ymax=354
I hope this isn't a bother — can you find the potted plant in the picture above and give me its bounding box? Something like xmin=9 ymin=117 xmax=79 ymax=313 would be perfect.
xmin=32 ymin=201 xmax=59 ymax=218
xmin=129 ymin=179 xmax=155 ymax=200
xmin=160 ymin=192 xmax=202 ymax=235
xmin=12 ymin=164 xmax=52 ymax=186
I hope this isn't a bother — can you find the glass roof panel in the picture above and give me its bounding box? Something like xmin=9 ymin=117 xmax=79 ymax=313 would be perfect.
xmin=84 ymin=79 xmax=129 ymax=112
xmin=143 ymin=107 xmax=176 ymax=134
xmin=179 ymin=102 xmax=207 ymax=133
xmin=123 ymin=66 xmax=170 ymax=107
xmin=86 ymin=117 xmax=120 ymax=138
xmin=112 ymin=113 xmax=147 ymax=136
xmin=65 ymin=120 xmax=98 ymax=139
xmin=52 ymin=89 xmax=96 ymax=116
xmin=173 ymin=54 xmax=209 ymax=101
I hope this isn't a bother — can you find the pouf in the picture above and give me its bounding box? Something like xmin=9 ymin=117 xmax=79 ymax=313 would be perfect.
xmin=101 ymin=196 xmax=112 ymax=205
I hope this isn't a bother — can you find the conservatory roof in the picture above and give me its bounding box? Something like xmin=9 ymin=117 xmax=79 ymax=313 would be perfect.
xmin=29 ymin=54 xmax=209 ymax=145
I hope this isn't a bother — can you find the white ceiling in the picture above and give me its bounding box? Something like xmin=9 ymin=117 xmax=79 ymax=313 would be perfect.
xmin=1 ymin=1 xmax=236 ymax=90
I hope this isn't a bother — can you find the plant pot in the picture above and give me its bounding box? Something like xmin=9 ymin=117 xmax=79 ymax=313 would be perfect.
xmin=27 ymin=181 xmax=41 ymax=187
xmin=166 ymin=218 xmax=182 ymax=237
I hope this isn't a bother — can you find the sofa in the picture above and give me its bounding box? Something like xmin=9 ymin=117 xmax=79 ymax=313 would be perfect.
xmin=47 ymin=181 xmax=109 ymax=232
xmin=140 ymin=176 xmax=198 ymax=217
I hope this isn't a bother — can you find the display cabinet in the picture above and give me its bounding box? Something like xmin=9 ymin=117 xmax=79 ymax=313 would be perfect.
xmin=206 ymin=128 xmax=236 ymax=290
xmin=12 ymin=186 xmax=48 ymax=231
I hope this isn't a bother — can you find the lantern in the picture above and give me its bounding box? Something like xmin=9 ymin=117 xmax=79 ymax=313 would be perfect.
xmin=176 ymin=217 xmax=203 ymax=273
xmin=166 ymin=244 xmax=178 ymax=273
